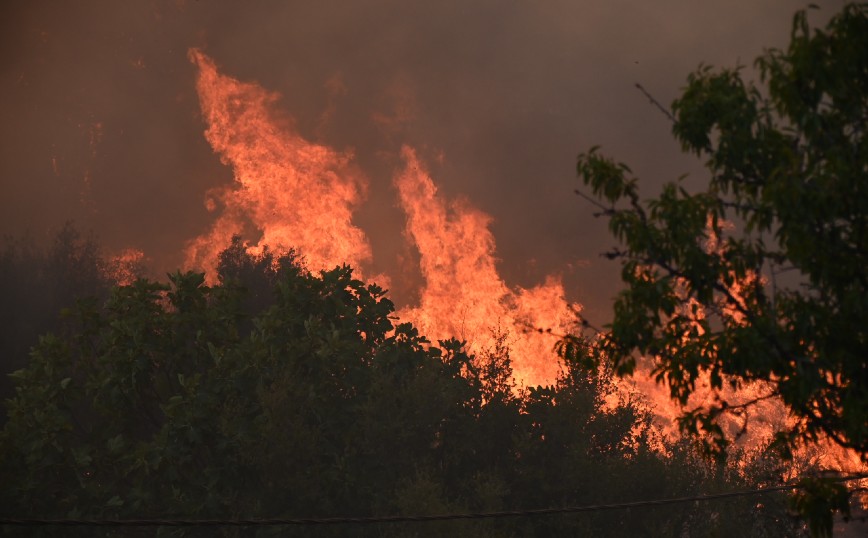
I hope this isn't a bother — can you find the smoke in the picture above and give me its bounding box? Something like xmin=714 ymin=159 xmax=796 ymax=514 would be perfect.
xmin=4 ymin=0 xmax=861 ymax=467
xmin=185 ymin=49 xmax=373 ymax=279
xmin=184 ymin=49 xmax=577 ymax=385
xmin=1 ymin=0 xmax=819 ymax=320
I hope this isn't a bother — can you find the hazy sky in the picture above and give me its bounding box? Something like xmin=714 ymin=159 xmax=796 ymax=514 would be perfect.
xmin=0 ymin=0 xmax=839 ymax=321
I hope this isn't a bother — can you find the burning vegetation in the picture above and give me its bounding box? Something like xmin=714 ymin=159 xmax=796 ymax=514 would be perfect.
xmin=1 ymin=3 xmax=866 ymax=536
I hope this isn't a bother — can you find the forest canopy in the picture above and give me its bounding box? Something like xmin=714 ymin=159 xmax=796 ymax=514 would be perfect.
xmin=3 ymin=3 xmax=867 ymax=536
xmin=567 ymin=3 xmax=867 ymax=461
xmin=1 ymin=234 xmax=809 ymax=537
xmin=564 ymin=4 xmax=868 ymax=533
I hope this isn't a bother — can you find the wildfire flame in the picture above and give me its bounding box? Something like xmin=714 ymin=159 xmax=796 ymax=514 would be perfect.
xmin=610 ymin=224 xmax=790 ymax=448
xmin=394 ymin=147 xmax=576 ymax=386
xmin=185 ymin=49 xmax=372 ymax=278
xmin=182 ymin=49 xmax=865 ymax=484
xmin=186 ymin=49 xmax=574 ymax=386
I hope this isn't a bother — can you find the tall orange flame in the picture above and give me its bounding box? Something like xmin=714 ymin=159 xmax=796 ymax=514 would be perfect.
xmin=180 ymin=52 xmax=866 ymax=486
xmin=185 ymin=49 xmax=372 ymax=278
xmin=394 ymin=147 xmax=576 ymax=387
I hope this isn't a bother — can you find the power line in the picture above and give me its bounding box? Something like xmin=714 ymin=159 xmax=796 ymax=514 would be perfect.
xmin=2 ymin=474 xmax=865 ymax=528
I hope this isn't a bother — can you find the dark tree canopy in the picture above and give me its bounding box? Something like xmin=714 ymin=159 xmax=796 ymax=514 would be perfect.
xmin=0 ymin=223 xmax=131 ymax=412
xmin=565 ymin=4 xmax=867 ymax=529
xmin=1 ymin=241 xmax=805 ymax=537
xmin=8 ymin=6 xmax=867 ymax=532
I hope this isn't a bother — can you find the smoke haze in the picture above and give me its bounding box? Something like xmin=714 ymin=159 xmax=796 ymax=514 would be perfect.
xmin=0 ymin=0 xmax=833 ymax=320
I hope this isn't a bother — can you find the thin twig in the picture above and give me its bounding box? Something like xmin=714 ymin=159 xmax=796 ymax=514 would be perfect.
xmin=635 ymin=83 xmax=676 ymax=124
xmin=573 ymin=189 xmax=614 ymax=216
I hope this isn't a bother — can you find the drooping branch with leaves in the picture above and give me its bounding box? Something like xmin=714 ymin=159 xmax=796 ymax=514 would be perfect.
xmin=564 ymin=6 xmax=867 ymax=527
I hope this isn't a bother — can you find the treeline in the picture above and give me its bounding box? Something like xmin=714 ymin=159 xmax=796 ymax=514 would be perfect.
xmin=0 ymin=224 xmax=141 ymax=409
xmin=0 ymin=231 xmax=808 ymax=536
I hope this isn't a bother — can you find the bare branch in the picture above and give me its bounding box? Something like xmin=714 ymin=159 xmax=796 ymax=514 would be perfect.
xmin=635 ymin=83 xmax=676 ymax=124
xmin=573 ymin=188 xmax=614 ymax=216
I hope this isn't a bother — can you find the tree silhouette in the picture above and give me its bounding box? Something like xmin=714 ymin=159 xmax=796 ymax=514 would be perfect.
xmin=1 ymin=241 xmax=804 ymax=536
xmin=565 ymin=4 xmax=867 ymax=534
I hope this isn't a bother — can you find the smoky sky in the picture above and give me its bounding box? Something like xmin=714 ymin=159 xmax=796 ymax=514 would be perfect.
xmin=0 ymin=0 xmax=837 ymax=321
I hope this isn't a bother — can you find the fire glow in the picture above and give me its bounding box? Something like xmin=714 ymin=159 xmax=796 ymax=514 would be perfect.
xmin=394 ymin=147 xmax=576 ymax=386
xmin=186 ymin=50 xmax=372 ymax=281
xmin=185 ymin=49 xmax=576 ymax=388
xmin=180 ymin=50 xmax=864 ymax=476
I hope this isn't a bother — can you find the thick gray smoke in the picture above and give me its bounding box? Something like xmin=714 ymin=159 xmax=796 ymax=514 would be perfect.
xmin=0 ymin=0 xmax=828 ymax=319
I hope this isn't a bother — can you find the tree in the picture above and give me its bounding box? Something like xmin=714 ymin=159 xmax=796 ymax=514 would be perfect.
xmin=1 ymin=242 xmax=804 ymax=536
xmin=0 ymin=223 xmax=119 ymax=415
xmin=0 ymin=248 xmax=480 ymax=536
xmin=565 ymin=3 xmax=867 ymax=533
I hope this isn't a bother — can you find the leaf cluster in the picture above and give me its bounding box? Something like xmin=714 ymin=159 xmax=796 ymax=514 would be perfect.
xmin=571 ymin=4 xmax=868 ymax=534
xmin=0 ymin=242 xmax=805 ymax=537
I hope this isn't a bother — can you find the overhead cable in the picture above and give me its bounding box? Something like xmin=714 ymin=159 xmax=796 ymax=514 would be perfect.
xmin=2 ymin=474 xmax=865 ymax=528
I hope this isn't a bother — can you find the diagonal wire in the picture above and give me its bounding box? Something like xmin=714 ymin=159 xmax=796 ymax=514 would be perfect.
xmin=2 ymin=474 xmax=866 ymax=527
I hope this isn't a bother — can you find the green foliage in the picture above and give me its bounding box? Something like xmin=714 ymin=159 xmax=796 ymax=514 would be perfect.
xmin=570 ymin=3 xmax=867 ymax=534
xmin=1 ymin=242 xmax=805 ymax=536
xmin=790 ymin=475 xmax=852 ymax=538
xmin=0 ymin=223 xmax=122 ymax=420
